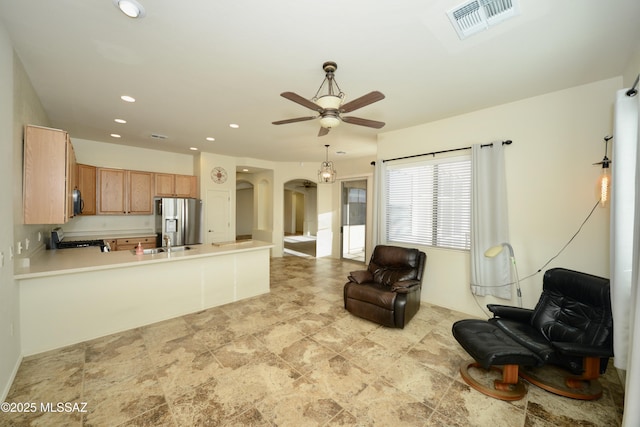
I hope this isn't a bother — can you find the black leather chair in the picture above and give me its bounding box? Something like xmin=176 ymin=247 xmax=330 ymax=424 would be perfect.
xmin=452 ymin=267 xmax=613 ymax=400
xmin=344 ymin=245 xmax=426 ymax=328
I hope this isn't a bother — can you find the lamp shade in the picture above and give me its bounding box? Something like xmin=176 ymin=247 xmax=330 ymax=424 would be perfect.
xmin=319 ymin=115 xmax=340 ymax=129
xmin=316 ymin=95 xmax=342 ymax=110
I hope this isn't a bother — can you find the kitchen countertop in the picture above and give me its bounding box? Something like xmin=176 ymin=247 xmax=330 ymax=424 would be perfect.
xmin=14 ymin=240 xmax=273 ymax=280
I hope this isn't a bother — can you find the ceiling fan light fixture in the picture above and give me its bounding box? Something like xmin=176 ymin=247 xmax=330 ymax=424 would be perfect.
xmin=315 ymin=95 xmax=342 ymax=110
xmin=273 ymin=61 xmax=385 ymax=136
xmin=319 ymin=114 xmax=340 ymax=129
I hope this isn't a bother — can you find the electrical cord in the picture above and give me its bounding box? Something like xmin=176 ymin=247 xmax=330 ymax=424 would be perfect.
xmin=470 ymin=199 xmax=601 ymax=317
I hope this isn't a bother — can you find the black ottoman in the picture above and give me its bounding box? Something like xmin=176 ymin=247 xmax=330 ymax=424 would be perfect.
xmin=452 ymin=319 xmax=543 ymax=400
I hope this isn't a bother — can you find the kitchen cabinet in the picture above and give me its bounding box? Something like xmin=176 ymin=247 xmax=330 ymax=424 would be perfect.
xmin=155 ymin=173 xmax=198 ymax=198
xmin=115 ymin=236 xmax=156 ymax=251
xmin=77 ymin=164 xmax=96 ymax=215
xmin=23 ymin=125 xmax=77 ymax=224
xmin=97 ymin=168 xmax=154 ymax=214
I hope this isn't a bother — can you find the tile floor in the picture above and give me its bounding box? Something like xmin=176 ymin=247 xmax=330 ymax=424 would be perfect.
xmin=3 ymin=257 xmax=625 ymax=426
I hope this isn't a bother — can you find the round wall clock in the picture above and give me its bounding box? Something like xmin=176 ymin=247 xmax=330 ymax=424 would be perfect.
xmin=210 ymin=166 xmax=228 ymax=184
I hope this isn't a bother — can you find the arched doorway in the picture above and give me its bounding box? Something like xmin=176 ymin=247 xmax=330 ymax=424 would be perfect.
xmin=283 ymin=179 xmax=317 ymax=257
xmin=236 ymin=179 xmax=253 ymax=240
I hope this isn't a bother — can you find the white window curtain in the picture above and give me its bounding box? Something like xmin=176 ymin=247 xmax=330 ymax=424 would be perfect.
xmin=470 ymin=143 xmax=511 ymax=299
xmin=372 ymin=160 xmax=387 ymax=247
xmin=613 ymin=86 xmax=640 ymax=427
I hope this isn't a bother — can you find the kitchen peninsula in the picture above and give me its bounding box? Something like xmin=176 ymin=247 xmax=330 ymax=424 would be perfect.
xmin=14 ymin=240 xmax=273 ymax=356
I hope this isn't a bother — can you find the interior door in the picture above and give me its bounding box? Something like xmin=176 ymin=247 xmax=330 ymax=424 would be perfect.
xmin=206 ymin=189 xmax=231 ymax=243
xmin=341 ymin=179 xmax=367 ymax=262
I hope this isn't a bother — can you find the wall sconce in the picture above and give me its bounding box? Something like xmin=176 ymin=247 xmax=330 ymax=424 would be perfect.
xmin=485 ymin=242 xmax=522 ymax=307
xmin=593 ymin=135 xmax=613 ymax=208
xmin=318 ymin=144 xmax=337 ymax=183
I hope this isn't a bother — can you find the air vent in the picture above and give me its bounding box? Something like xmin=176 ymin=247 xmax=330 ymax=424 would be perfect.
xmin=447 ymin=0 xmax=520 ymax=40
xmin=150 ymin=133 xmax=168 ymax=140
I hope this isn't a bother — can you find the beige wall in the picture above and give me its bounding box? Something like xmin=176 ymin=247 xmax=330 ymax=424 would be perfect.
xmin=0 ymin=22 xmax=18 ymax=401
xmin=378 ymin=77 xmax=620 ymax=316
xmin=623 ymin=44 xmax=640 ymax=88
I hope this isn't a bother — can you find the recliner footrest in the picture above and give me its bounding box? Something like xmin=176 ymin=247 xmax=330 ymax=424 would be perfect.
xmin=453 ymin=319 xmax=543 ymax=400
xmin=453 ymin=319 xmax=542 ymax=369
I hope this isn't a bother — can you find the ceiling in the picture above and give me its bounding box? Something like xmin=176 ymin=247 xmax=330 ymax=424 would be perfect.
xmin=1 ymin=0 xmax=639 ymax=163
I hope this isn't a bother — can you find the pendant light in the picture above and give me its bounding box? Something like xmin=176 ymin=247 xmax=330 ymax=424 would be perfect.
xmin=318 ymin=145 xmax=337 ymax=183
xmin=593 ymin=135 xmax=612 ymax=207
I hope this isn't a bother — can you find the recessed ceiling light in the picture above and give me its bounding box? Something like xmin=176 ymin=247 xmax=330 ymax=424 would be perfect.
xmin=229 ymin=123 xmax=239 ymax=129
xmin=242 ymin=168 xmax=249 ymax=172
xmin=114 ymin=118 xmax=127 ymax=124
xmin=189 ymin=147 xmax=198 ymax=151
xmin=121 ymin=95 xmax=135 ymax=103
xmin=206 ymin=137 xmax=215 ymax=141
xmin=113 ymin=0 xmax=146 ymax=19
xmin=110 ymin=133 xmax=121 ymax=138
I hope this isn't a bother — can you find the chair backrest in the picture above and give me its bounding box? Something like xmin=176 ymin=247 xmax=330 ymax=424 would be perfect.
xmin=367 ymin=245 xmax=426 ymax=286
xmin=530 ymin=268 xmax=613 ymax=349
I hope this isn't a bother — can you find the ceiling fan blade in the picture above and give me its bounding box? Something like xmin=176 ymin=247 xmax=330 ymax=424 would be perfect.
xmin=272 ymin=116 xmax=317 ymax=125
xmin=280 ymin=92 xmax=322 ymax=112
xmin=318 ymin=127 xmax=330 ymax=137
xmin=341 ymin=116 xmax=386 ymax=129
xmin=340 ymin=91 xmax=385 ymax=113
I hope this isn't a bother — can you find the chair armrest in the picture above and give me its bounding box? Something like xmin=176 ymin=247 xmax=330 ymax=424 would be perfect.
xmin=552 ymin=342 xmax=614 ymax=358
xmin=391 ymin=280 xmax=421 ymax=294
xmin=487 ymin=304 xmax=534 ymax=322
xmin=348 ymin=270 xmax=373 ymax=284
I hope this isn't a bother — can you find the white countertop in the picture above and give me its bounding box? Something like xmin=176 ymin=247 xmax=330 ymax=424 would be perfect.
xmin=14 ymin=240 xmax=273 ymax=280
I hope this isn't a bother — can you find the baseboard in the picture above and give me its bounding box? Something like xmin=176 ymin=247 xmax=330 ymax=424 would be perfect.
xmin=1 ymin=354 xmax=23 ymax=402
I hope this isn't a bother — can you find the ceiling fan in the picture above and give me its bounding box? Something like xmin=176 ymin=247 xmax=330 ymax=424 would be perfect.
xmin=295 ymin=180 xmax=316 ymax=189
xmin=272 ymin=61 xmax=386 ymax=137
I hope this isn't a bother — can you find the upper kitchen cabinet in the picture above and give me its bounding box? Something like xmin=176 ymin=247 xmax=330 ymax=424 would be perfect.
xmin=77 ymin=164 xmax=96 ymax=215
xmin=155 ymin=173 xmax=198 ymax=198
xmin=23 ymin=125 xmax=77 ymax=224
xmin=97 ymin=168 xmax=154 ymax=215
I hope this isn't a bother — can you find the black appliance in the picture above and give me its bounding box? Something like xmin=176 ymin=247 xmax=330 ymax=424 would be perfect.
xmin=50 ymin=228 xmax=109 ymax=252
xmin=72 ymin=188 xmax=82 ymax=216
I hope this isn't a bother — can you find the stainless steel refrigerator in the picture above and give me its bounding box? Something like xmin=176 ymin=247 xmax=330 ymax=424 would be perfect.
xmin=155 ymin=198 xmax=203 ymax=247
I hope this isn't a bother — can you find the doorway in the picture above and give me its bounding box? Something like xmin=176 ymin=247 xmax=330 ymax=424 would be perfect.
xmin=341 ymin=179 xmax=366 ymax=262
xmin=236 ymin=180 xmax=253 ymax=240
xmin=283 ymin=180 xmax=317 ymax=257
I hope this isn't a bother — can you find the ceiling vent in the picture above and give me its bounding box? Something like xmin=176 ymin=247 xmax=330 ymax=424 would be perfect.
xmin=150 ymin=133 xmax=168 ymax=140
xmin=447 ymin=0 xmax=520 ymax=40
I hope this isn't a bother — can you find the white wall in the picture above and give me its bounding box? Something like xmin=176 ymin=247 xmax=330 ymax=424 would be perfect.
xmin=378 ymin=78 xmax=620 ymax=317
xmin=0 ymin=21 xmax=19 ymax=402
xmin=3 ymin=25 xmax=56 ymax=399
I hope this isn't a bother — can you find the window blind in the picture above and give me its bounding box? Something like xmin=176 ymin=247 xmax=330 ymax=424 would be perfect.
xmin=385 ymin=156 xmax=471 ymax=250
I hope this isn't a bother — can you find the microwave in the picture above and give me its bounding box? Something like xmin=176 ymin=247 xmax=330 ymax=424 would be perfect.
xmin=72 ymin=188 xmax=82 ymax=216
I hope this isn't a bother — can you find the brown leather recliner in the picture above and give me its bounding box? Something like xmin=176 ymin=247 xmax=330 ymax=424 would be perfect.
xmin=344 ymin=245 xmax=427 ymax=328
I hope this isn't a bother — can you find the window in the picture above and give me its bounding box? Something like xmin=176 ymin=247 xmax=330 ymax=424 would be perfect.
xmin=385 ymin=155 xmax=471 ymax=250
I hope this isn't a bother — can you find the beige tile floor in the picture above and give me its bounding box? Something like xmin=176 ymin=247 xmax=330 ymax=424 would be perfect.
xmin=3 ymin=257 xmax=624 ymax=426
